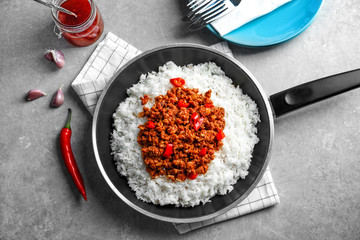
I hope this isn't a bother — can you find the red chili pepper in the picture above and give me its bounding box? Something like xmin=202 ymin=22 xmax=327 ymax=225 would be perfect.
xmin=216 ymin=129 xmax=225 ymax=141
xmin=188 ymin=172 xmax=198 ymax=180
xmin=178 ymin=99 xmax=190 ymax=108
xmin=60 ymin=109 xmax=87 ymax=201
xmin=190 ymin=112 xmax=199 ymax=123
xmin=194 ymin=117 xmax=204 ymax=131
xmin=204 ymin=104 xmax=214 ymax=108
xmin=162 ymin=144 xmax=173 ymax=158
xmin=199 ymin=147 xmax=207 ymax=157
xmin=145 ymin=120 xmax=155 ymax=129
xmin=170 ymin=77 xmax=185 ymax=87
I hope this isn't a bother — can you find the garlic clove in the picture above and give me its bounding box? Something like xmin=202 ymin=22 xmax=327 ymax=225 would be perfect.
xmin=27 ymin=89 xmax=47 ymax=101
xmin=51 ymin=87 xmax=65 ymax=107
xmin=53 ymin=50 xmax=65 ymax=68
xmin=44 ymin=49 xmax=65 ymax=68
xmin=44 ymin=51 xmax=53 ymax=61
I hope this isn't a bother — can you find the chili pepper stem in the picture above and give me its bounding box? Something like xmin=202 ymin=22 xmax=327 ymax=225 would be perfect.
xmin=65 ymin=108 xmax=72 ymax=129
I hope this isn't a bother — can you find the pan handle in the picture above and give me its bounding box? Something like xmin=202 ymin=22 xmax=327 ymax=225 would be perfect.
xmin=269 ymin=68 xmax=360 ymax=117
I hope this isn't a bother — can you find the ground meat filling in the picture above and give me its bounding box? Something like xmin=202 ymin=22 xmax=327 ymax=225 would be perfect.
xmin=137 ymin=86 xmax=225 ymax=181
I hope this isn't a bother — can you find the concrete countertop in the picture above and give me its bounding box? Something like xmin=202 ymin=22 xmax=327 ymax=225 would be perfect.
xmin=1 ymin=0 xmax=359 ymax=239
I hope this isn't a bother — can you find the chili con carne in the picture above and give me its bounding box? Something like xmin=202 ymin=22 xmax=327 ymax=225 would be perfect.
xmin=60 ymin=108 xmax=87 ymax=201
xmin=137 ymin=86 xmax=225 ymax=181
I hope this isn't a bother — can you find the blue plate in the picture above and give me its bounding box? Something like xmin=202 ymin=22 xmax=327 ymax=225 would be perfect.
xmin=207 ymin=0 xmax=324 ymax=47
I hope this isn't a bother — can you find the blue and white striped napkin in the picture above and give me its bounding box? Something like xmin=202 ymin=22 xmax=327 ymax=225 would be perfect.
xmin=71 ymin=32 xmax=280 ymax=234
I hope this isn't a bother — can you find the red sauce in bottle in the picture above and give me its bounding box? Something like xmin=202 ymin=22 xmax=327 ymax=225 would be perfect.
xmin=58 ymin=0 xmax=92 ymax=26
xmin=54 ymin=0 xmax=104 ymax=47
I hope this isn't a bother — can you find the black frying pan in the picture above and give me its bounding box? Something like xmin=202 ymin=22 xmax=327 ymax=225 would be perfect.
xmin=92 ymin=44 xmax=360 ymax=223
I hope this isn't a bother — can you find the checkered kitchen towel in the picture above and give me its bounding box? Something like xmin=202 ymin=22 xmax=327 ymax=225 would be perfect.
xmin=71 ymin=32 xmax=280 ymax=234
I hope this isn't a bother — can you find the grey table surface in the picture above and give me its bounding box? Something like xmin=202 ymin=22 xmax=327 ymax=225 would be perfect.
xmin=1 ymin=0 xmax=360 ymax=239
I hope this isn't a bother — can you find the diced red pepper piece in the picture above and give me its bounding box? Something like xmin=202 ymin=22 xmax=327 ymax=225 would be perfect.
xmin=194 ymin=117 xmax=204 ymax=131
xmin=162 ymin=144 xmax=173 ymax=158
xmin=188 ymin=172 xmax=198 ymax=180
xmin=199 ymin=147 xmax=207 ymax=157
xmin=204 ymin=104 xmax=214 ymax=108
xmin=178 ymin=99 xmax=190 ymax=108
xmin=190 ymin=112 xmax=199 ymax=123
xmin=170 ymin=77 xmax=185 ymax=87
xmin=216 ymin=129 xmax=225 ymax=141
xmin=145 ymin=120 xmax=155 ymax=129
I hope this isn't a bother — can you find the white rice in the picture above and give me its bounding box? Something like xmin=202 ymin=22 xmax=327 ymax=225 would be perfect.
xmin=110 ymin=61 xmax=260 ymax=207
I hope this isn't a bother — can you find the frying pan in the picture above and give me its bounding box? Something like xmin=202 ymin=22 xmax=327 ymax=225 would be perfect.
xmin=92 ymin=44 xmax=360 ymax=223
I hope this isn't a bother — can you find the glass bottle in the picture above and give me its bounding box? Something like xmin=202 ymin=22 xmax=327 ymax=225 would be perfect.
xmin=52 ymin=0 xmax=104 ymax=47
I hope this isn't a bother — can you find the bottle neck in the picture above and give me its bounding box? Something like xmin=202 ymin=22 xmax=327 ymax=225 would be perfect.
xmin=51 ymin=0 xmax=96 ymax=33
